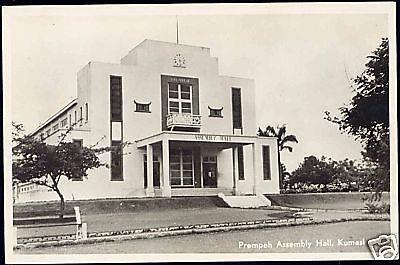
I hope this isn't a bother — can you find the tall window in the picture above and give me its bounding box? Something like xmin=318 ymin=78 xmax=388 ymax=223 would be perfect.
xmin=238 ymin=147 xmax=245 ymax=180
xmin=85 ymin=103 xmax=89 ymax=121
xmin=74 ymin=110 xmax=77 ymax=124
xmin=110 ymin=76 xmax=123 ymax=121
xmin=262 ymin=146 xmax=271 ymax=180
xmin=79 ymin=106 xmax=83 ymax=122
xmin=170 ymin=149 xmax=194 ymax=187
xmin=110 ymin=76 xmax=123 ymax=181
xmin=69 ymin=114 xmax=72 ymax=126
xmin=168 ymin=83 xmax=192 ymax=114
xmin=231 ymin=87 xmax=243 ymax=130
xmin=72 ymin=139 xmax=83 ymax=181
xmin=111 ymin=140 xmax=123 ymax=181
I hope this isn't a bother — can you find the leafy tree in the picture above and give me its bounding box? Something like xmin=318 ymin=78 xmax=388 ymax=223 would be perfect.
xmin=325 ymin=38 xmax=389 ymax=192
xmin=257 ymin=125 xmax=298 ymax=189
xmin=12 ymin=122 xmax=126 ymax=217
xmin=290 ymin=156 xmax=335 ymax=185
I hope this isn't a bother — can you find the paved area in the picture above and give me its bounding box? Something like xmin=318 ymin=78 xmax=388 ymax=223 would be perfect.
xmin=16 ymin=220 xmax=390 ymax=254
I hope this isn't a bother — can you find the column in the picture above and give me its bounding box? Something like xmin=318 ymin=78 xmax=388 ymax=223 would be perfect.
xmin=146 ymin=144 xmax=155 ymax=197
xmin=252 ymin=142 xmax=262 ymax=195
xmin=233 ymin=146 xmax=240 ymax=195
xmin=162 ymin=138 xmax=172 ymax=197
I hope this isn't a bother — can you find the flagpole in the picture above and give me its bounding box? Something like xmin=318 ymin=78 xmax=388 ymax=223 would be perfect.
xmin=176 ymin=15 xmax=179 ymax=44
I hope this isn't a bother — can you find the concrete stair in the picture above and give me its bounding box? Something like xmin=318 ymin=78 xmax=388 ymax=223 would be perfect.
xmin=217 ymin=193 xmax=271 ymax=209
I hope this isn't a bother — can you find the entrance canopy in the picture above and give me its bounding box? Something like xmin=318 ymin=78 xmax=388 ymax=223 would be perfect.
xmin=135 ymin=131 xmax=263 ymax=149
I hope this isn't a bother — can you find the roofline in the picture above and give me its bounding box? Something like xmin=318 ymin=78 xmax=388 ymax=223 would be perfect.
xmin=125 ymin=39 xmax=211 ymax=55
xmin=31 ymin=98 xmax=78 ymax=136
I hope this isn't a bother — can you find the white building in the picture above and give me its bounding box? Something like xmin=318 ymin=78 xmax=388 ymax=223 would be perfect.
xmin=15 ymin=39 xmax=280 ymax=203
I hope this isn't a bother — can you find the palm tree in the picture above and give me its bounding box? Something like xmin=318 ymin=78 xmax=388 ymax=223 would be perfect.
xmin=257 ymin=125 xmax=298 ymax=189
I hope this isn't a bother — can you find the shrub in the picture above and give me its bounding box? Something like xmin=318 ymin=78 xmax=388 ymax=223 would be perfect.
xmin=364 ymin=202 xmax=390 ymax=214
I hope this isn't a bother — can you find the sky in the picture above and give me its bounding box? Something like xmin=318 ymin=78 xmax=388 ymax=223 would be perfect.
xmin=4 ymin=5 xmax=389 ymax=171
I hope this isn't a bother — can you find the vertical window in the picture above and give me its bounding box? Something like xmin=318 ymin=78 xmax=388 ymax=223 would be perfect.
xmin=262 ymin=146 xmax=271 ymax=180
xmin=231 ymin=87 xmax=243 ymax=130
xmin=111 ymin=140 xmax=123 ymax=181
xmin=69 ymin=114 xmax=72 ymax=126
xmin=85 ymin=103 xmax=89 ymax=121
xmin=74 ymin=110 xmax=77 ymax=124
xmin=168 ymin=83 xmax=192 ymax=114
xmin=238 ymin=147 xmax=245 ymax=180
xmin=169 ymin=149 xmax=194 ymax=187
xmin=72 ymin=139 xmax=83 ymax=181
xmin=80 ymin=106 xmax=83 ymax=122
xmin=110 ymin=76 xmax=123 ymax=121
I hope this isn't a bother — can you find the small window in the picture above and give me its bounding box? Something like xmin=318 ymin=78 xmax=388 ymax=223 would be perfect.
xmin=73 ymin=139 xmax=83 ymax=148
xmin=53 ymin=124 xmax=59 ymax=132
xmin=61 ymin=118 xmax=68 ymax=128
xmin=169 ymin=101 xmax=179 ymax=113
xmin=168 ymin=83 xmax=179 ymax=99
xmin=208 ymin=106 xmax=223 ymax=118
xmin=46 ymin=129 xmax=51 ymax=136
xmin=181 ymin=102 xmax=192 ymax=113
xmin=134 ymin=100 xmax=151 ymax=113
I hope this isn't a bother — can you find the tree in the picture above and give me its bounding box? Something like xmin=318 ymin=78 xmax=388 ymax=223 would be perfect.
xmin=290 ymin=156 xmax=335 ymax=185
xmin=325 ymin=38 xmax=389 ymax=193
xmin=257 ymin=124 xmax=298 ymax=189
xmin=12 ymin=122 xmax=125 ymax=217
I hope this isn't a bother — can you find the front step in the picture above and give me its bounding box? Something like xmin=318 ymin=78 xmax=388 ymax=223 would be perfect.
xmin=217 ymin=193 xmax=271 ymax=209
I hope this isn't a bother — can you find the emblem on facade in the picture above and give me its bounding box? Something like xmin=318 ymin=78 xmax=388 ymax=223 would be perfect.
xmin=173 ymin=53 xmax=186 ymax=68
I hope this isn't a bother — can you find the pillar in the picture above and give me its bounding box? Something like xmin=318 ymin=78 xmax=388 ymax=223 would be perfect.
xmin=233 ymin=146 xmax=240 ymax=195
xmin=146 ymin=144 xmax=155 ymax=197
xmin=162 ymin=139 xmax=172 ymax=197
xmin=252 ymin=142 xmax=262 ymax=195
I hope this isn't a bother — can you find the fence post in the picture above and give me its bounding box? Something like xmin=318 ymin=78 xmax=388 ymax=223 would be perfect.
xmin=82 ymin=223 xmax=88 ymax=239
xmin=13 ymin=226 xmax=18 ymax=247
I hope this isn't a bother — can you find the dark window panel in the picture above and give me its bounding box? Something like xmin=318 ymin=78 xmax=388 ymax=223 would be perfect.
xmin=262 ymin=146 xmax=271 ymax=180
xmin=111 ymin=140 xmax=123 ymax=181
xmin=238 ymin=146 xmax=245 ymax=180
xmin=232 ymin=87 xmax=243 ymax=129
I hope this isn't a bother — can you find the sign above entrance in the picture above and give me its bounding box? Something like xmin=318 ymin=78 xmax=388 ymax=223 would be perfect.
xmin=194 ymin=134 xmax=232 ymax=142
xmin=168 ymin=76 xmax=190 ymax=84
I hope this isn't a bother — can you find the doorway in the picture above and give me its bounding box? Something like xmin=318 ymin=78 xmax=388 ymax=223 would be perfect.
xmin=202 ymin=156 xmax=217 ymax=188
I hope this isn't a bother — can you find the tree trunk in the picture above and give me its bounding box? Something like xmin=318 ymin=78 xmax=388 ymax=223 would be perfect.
xmin=54 ymin=188 xmax=65 ymax=219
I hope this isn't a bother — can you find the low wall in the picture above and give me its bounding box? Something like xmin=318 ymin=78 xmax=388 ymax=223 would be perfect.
xmin=265 ymin=192 xmax=390 ymax=210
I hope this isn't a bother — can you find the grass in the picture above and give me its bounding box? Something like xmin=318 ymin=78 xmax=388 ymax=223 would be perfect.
xmin=14 ymin=196 xmax=228 ymax=216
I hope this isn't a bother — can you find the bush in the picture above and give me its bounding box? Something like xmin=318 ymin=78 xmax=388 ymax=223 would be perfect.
xmin=365 ymin=202 xmax=390 ymax=214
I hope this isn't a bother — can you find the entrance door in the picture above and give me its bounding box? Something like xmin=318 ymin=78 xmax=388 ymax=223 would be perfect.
xmin=202 ymin=156 xmax=217 ymax=188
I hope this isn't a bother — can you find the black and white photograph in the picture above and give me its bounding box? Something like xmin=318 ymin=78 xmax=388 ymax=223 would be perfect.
xmin=2 ymin=2 xmax=398 ymax=262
